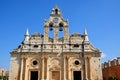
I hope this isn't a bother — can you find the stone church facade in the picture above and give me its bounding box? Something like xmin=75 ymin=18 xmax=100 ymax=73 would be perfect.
xmin=9 ymin=6 xmax=103 ymax=80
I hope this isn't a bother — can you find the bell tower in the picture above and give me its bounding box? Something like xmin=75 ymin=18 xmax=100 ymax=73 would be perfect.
xmin=44 ymin=6 xmax=69 ymax=43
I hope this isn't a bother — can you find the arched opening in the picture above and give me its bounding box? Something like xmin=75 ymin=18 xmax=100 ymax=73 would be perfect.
xmin=49 ymin=23 xmax=53 ymax=31
xmin=55 ymin=9 xmax=58 ymax=14
xmin=30 ymin=71 xmax=38 ymax=80
xmin=73 ymin=71 xmax=81 ymax=80
xmin=59 ymin=23 xmax=64 ymax=31
xmin=58 ymin=23 xmax=64 ymax=38
xmin=49 ymin=23 xmax=54 ymax=38
xmin=74 ymin=44 xmax=79 ymax=48
xmin=34 ymin=45 xmax=38 ymax=48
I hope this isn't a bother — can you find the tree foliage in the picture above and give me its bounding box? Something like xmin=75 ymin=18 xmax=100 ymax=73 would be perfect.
xmin=109 ymin=76 xmax=116 ymax=80
xmin=0 ymin=75 xmax=2 ymax=79
xmin=0 ymin=75 xmax=9 ymax=80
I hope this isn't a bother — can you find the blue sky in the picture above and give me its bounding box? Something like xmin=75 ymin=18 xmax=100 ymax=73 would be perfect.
xmin=0 ymin=0 xmax=120 ymax=70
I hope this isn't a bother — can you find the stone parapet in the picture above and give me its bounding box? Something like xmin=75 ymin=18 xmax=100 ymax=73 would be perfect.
xmin=102 ymin=57 xmax=120 ymax=80
xmin=102 ymin=57 xmax=120 ymax=69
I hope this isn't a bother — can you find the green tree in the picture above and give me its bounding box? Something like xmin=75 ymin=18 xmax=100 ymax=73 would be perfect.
xmin=109 ymin=76 xmax=116 ymax=80
xmin=0 ymin=75 xmax=2 ymax=79
xmin=3 ymin=76 xmax=9 ymax=80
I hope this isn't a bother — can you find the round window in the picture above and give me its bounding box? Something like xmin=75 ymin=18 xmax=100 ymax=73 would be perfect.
xmin=54 ymin=18 xmax=58 ymax=23
xmin=33 ymin=60 xmax=38 ymax=65
xmin=74 ymin=60 xmax=80 ymax=65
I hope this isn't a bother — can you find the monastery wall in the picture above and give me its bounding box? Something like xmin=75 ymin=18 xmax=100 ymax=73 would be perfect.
xmin=102 ymin=57 xmax=120 ymax=80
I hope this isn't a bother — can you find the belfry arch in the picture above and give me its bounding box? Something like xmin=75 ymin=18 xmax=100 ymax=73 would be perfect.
xmin=48 ymin=22 xmax=54 ymax=38
xmin=58 ymin=22 xmax=64 ymax=38
xmin=44 ymin=6 xmax=69 ymax=43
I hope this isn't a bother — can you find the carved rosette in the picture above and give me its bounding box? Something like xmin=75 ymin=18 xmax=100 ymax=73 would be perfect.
xmin=48 ymin=58 xmax=61 ymax=71
xmin=30 ymin=58 xmax=40 ymax=68
xmin=69 ymin=57 xmax=82 ymax=71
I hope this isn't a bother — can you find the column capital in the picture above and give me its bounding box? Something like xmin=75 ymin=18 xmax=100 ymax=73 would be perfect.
xmin=20 ymin=56 xmax=27 ymax=60
xmin=66 ymin=55 xmax=70 ymax=59
xmin=84 ymin=56 xmax=91 ymax=59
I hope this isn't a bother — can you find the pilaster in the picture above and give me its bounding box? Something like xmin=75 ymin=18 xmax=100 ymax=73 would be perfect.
xmin=44 ymin=26 xmax=48 ymax=42
xmin=89 ymin=57 xmax=92 ymax=80
xmin=44 ymin=57 xmax=47 ymax=80
xmin=86 ymin=57 xmax=91 ymax=80
xmin=64 ymin=26 xmax=68 ymax=42
xmin=64 ymin=56 xmax=67 ymax=80
xmin=24 ymin=57 xmax=28 ymax=80
xmin=20 ymin=57 xmax=24 ymax=80
xmin=83 ymin=57 xmax=88 ymax=80
xmin=54 ymin=25 xmax=58 ymax=43
xmin=41 ymin=57 xmax=45 ymax=80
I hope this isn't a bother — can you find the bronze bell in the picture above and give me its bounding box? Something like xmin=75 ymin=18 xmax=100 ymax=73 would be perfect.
xmin=49 ymin=24 xmax=53 ymax=31
xmin=49 ymin=27 xmax=53 ymax=31
xmin=59 ymin=27 xmax=63 ymax=31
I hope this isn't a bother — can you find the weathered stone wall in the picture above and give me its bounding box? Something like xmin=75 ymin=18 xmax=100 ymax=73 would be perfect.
xmin=9 ymin=53 xmax=20 ymax=80
xmin=89 ymin=57 xmax=103 ymax=80
xmin=103 ymin=65 xmax=120 ymax=80
xmin=102 ymin=57 xmax=120 ymax=80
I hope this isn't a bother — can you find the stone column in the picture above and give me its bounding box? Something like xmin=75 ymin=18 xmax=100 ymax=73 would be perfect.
xmin=25 ymin=58 xmax=28 ymax=80
xmin=89 ymin=58 xmax=91 ymax=80
xmin=64 ymin=26 xmax=68 ymax=42
xmin=85 ymin=58 xmax=88 ymax=80
xmin=66 ymin=56 xmax=68 ymax=80
xmin=61 ymin=52 xmax=64 ymax=80
xmin=46 ymin=58 xmax=49 ymax=80
xmin=87 ymin=57 xmax=91 ymax=80
xmin=54 ymin=25 xmax=58 ymax=43
xmin=20 ymin=58 xmax=24 ymax=80
xmin=44 ymin=26 xmax=48 ymax=42
xmin=64 ymin=56 xmax=66 ymax=80
xmin=83 ymin=57 xmax=88 ymax=80
xmin=40 ymin=58 xmax=42 ymax=80
xmin=89 ymin=58 xmax=92 ymax=80
xmin=44 ymin=57 xmax=47 ymax=80
xmin=71 ymin=69 xmax=73 ymax=80
xmin=41 ymin=57 xmax=44 ymax=80
xmin=23 ymin=58 xmax=26 ymax=80
xmin=68 ymin=57 xmax=71 ymax=80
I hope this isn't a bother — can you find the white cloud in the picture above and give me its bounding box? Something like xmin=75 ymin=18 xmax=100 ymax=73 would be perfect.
xmin=101 ymin=53 xmax=106 ymax=58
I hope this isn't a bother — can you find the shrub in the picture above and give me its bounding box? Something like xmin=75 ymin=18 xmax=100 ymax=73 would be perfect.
xmin=0 ymin=75 xmax=2 ymax=79
xmin=109 ymin=76 xmax=116 ymax=80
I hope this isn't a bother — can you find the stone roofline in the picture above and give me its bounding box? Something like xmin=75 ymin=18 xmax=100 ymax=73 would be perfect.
xmin=11 ymin=5 xmax=101 ymax=55
xmin=102 ymin=57 xmax=120 ymax=69
xmin=25 ymin=32 xmax=85 ymax=38
xmin=11 ymin=30 xmax=101 ymax=54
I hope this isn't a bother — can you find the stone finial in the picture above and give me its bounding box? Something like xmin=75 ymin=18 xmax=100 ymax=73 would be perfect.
xmin=25 ymin=28 xmax=29 ymax=36
xmin=24 ymin=28 xmax=29 ymax=41
xmin=55 ymin=5 xmax=58 ymax=9
xmin=84 ymin=28 xmax=89 ymax=41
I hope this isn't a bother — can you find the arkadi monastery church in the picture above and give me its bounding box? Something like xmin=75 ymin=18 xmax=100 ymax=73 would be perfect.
xmin=9 ymin=6 xmax=103 ymax=80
